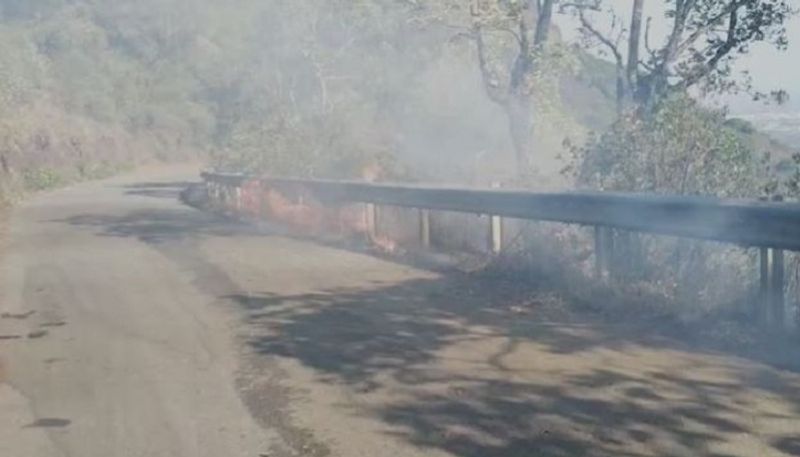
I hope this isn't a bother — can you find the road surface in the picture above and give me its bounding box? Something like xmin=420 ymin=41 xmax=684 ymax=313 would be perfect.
xmin=1 ymin=167 xmax=799 ymax=457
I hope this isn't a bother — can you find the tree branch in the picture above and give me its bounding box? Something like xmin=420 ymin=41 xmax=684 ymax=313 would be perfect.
xmin=679 ymin=6 xmax=752 ymax=90
xmin=473 ymin=25 xmax=509 ymax=106
xmin=559 ymin=1 xmax=601 ymax=12
xmin=626 ymin=0 xmax=645 ymax=88
xmin=497 ymin=26 xmax=523 ymax=46
xmin=534 ymin=0 xmax=555 ymax=46
xmin=662 ymin=0 xmax=697 ymax=65
xmin=674 ymin=1 xmax=744 ymax=57
xmin=447 ymin=20 xmax=523 ymax=46
xmin=643 ymin=17 xmax=658 ymax=64
xmin=577 ymin=9 xmax=624 ymax=68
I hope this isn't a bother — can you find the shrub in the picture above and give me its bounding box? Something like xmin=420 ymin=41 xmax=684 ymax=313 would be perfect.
xmin=563 ymin=96 xmax=772 ymax=319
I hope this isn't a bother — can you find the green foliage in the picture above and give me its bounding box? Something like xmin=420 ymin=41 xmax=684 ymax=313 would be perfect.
xmin=564 ymin=96 xmax=781 ymax=317
xmin=0 ymin=0 xmax=791 ymax=196
xmin=21 ymin=167 xmax=64 ymax=191
xmin=566 ymin=95 xmax=765 ymax=197
xmin=0 ymin=0 xmax=218 ymax=198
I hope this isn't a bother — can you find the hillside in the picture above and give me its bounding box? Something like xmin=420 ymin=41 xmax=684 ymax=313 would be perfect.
xmin=735 ymin=113 xmax=800 ymax=153
xmin=0 ymin=0 xmax=791 ymax=199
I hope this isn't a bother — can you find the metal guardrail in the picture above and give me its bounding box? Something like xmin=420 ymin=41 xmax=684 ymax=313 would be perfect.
xmin=201 ymin=171 xmax=798 ymax=328
xmin=202 ymin=172 xmax=800 ymax=250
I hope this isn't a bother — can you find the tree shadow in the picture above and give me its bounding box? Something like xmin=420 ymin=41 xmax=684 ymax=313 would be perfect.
xmin=772 ymin=436 xmax=800 ymax=455
xmin=231 ymin=272 xmax=800 ymax=457
xmin=122 ymin=181 xmax=196 ymax=200
xmin=23 ymin=418 xmax=71 ymax=428
xmin=122 ymin=181 xmax=197 ymax=200
xmin=55 ymin=207 xmax=261 ymax=244
xmin=53 ymin=177 xmax=800 ymax=456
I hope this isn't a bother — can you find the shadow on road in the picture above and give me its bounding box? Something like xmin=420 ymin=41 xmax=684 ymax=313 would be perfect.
xmin=57 ymin=207 xmax=258 ymax=244
xmin=24 ymin=418 xmax=71 ymax=429
xmin=228 ymin=273 xmax=800 ymax=457
xmin=773 ymin=437 xmax=800 ymax=455
xmin=56 ymin=178 xmax=800 ymax=457
xmin=121 ymin=181 xmax=197 ymax=200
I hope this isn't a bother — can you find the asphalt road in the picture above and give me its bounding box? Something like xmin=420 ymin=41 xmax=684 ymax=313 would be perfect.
xmin=0 ymin=167 xmax=282 ymax=456
xmin=0 ymin=166 xmax=445 ymax=457
xmin=2 ymin=167 xmax=799 ymax=457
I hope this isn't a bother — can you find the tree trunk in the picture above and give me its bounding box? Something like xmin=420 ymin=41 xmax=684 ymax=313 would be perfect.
xmin=472 ymin=0 xmax=556 ymax=177
xmin=506 ymin=0 xmax=554 ymax=176
xmin=624 ymin=0 xmax=645 ymax=109
xmin=615 ymin=68 xmax=626 ymax=115
xmin=534 ymin=0 xmax=556 ymax=46
xmin=636 ymin=0 xmax=689 ymax=114
xmin=507 ymin=92 xmax=535 ymax=174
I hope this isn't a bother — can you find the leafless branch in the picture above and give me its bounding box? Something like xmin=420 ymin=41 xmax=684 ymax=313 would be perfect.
xmin=577 ymin=8 xmax=624 ymax=68
xmin=642 ymin=17 xmax=659 ymax=66
xmin=441 ymin=20 xmax=522 ymax=46
xmin=559 ymin=1 xmax=601 ymax=12
xmin=496 ymin=26 xmax=523 ymax=45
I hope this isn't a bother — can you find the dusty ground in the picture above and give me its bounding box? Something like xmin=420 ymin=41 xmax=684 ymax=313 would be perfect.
xmin=1 ymin=169 xmax=799 ymax=456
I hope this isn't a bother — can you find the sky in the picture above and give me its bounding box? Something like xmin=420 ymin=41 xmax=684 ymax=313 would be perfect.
xmin=733 ymin=18 xmax=800 ymax=112
xmin=557 ymin=0 xmax=800 ymax=114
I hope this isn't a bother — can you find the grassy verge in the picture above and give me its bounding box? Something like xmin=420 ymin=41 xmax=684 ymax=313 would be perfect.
xmin=0 ymin=162 xmax=135 ymax=206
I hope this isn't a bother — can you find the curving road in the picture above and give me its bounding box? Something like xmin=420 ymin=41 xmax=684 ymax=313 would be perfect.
xmin=0 ymin=166 xmax=444 ymax=457
xmin=2 ymin=167 xmax=799 ymax=457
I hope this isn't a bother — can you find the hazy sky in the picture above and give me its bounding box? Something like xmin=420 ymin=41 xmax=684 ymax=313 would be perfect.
xmin=737 ymin=17 xmax=800 ymax=109
xmin=558 ymin=1 xmax=800 ymax=113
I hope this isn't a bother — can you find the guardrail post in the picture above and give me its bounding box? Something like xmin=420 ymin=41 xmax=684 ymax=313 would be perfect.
xmin=594 ymin=226 xmax=606 ymax=279
xmin=489 ymin=213 xmax=503 ymax=254
xmin=206 ymin=182 xmax=216 ymax=207
xmin=770 ymin=195 xmax=786 ymax=329
xmin=234 ymin=186 xmax=243 ymax=213
xmin=606 ymin=228 xmax=616 ymax=279
xmin=219 ymin=184 xmax=227 ymax=208
xmin=488 ymin=182 xmax=503 ymax=254
xmin=366 ymin=203 xmax=378 ymax=241
xmin=759 ymin=247 xmax=770 ymax=325
xmin=594 ymin=226 xmax=616 ymax=280
xmin=419 ymin=209 xmax=431 ymax=248
xmin=771 ymin=247 xmax=785 ymax=329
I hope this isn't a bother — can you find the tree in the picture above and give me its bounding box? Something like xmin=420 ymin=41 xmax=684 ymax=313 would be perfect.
xmin=419 ymin=0 xmax=558 ymax=174
xmin=567 ymin=96 xmax=764 ymax=196
xmin=564 ymin=94 xmax=774 ymax=313
xmin=564 ymin=0 xmax=795 ymax=115
xmin=472 ymin=0 xmax=557 ymax=174
xmin=208 ymin=0 xmax=431 ymax=178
